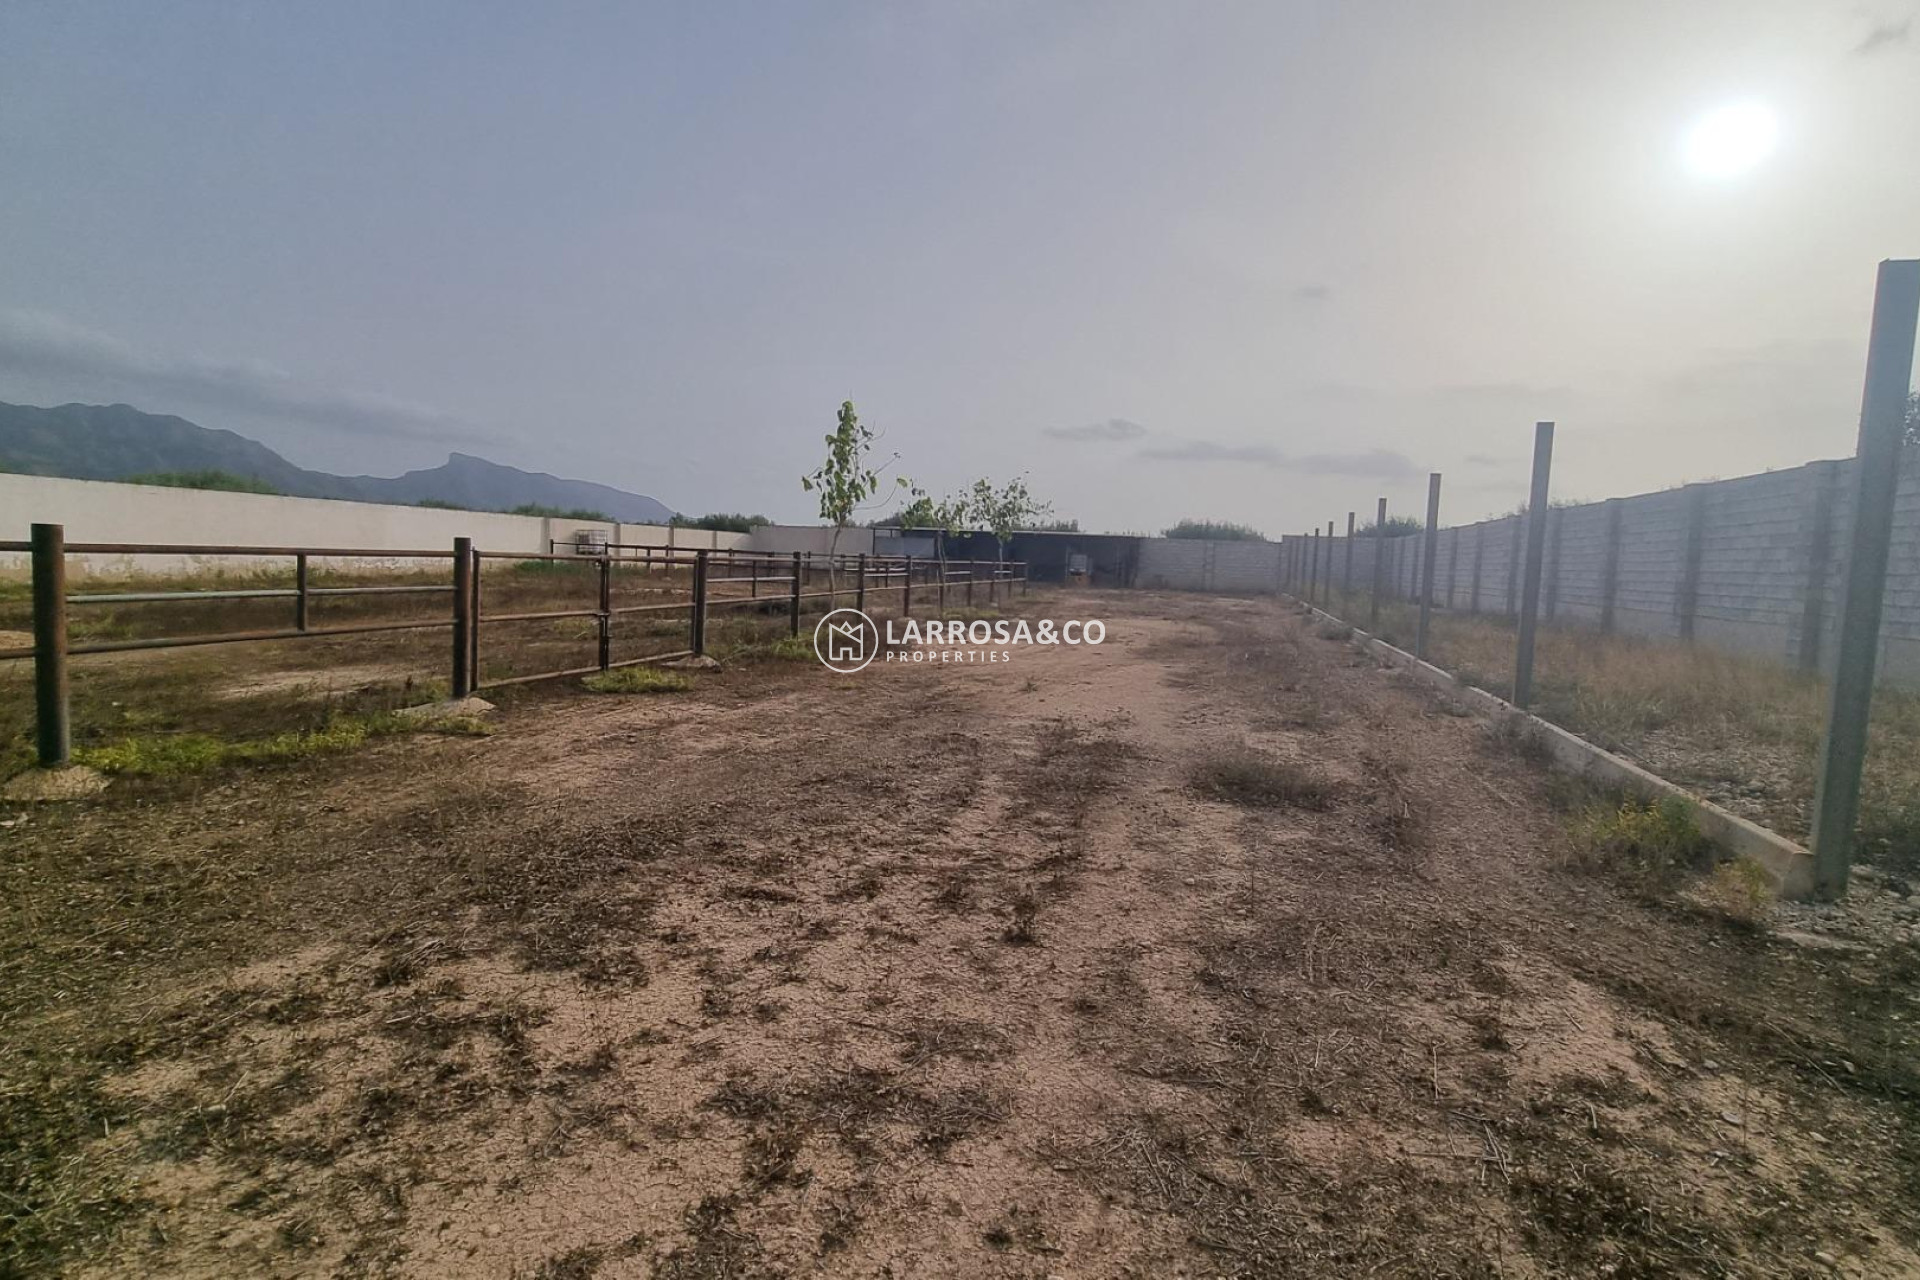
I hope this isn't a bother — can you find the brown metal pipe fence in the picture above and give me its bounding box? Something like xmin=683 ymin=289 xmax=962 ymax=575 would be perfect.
xmin=3 ymin=528 xmax=1027 ymax=768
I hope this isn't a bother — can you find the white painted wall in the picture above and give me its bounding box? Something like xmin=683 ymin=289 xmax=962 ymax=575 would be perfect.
xmin=0 ymin=473 xmax=769 ymax=579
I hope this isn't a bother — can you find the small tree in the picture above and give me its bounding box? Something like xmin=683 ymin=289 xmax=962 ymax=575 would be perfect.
xmin=968 ymin=476 xmax=1050 ymax=562
xmin=894 ymin=486 xmax=970 ymax=583
xmin=801 ymin=400 xmax=905 ymax=573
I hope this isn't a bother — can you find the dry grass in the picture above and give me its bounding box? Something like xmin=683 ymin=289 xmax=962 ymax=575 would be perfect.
xmin=1316 ymin=586 xmax=1920 ymax=872
xmin=1189 ymin=747 xmax=1335 ymax=811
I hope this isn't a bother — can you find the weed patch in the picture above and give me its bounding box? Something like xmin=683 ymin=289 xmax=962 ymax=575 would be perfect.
xmin=581 ymin=667 xmax=693 ymax=694
xmin=72 ymin=711 xmax=489 ymax=776
xmin=1567 ymin=796 xmax=1713 ymax=890
xmin=1189 ymin=748 xmax=1335 ymax=811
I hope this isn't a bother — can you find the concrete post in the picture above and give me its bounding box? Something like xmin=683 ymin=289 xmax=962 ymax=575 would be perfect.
xmin=1505 ymin=515 xmax=1523 ymax=617
xmin=1470 ymin=523 xmax=1486 ymax=613
xmin=1446 ymin=526 xmax=1460 ymax=609
xmin=451 ymin=536 xmax=473 ymax=698
xmin=1308 ymin=530 xmax=1320 ymax=603
xmin=29 ymin=523 xmax=69 ymax=767
xmin=1543 ymin=507 xmax=1564 ymax=622
xmin=1513 ymin=422 xmax=1555 ymax=709
xmin=1810 ymin=258 xmax=1920 ymax=899
xmin=1324 ymin=521 xmax=1335 ymax=605
xmin=1599 ymin=498 xmax=1624 ymax=634
xmin=1676 ymin=484 xmax=1709 ymax=642
xmin=1344 ymin=511 xmax=1356 ymax=594
xmin=1417 ymin=472 xmax=1441 ymax=659
xmin=1369 ymin=497 xmax=1387 ymax=625
xmin=1796 ymin=462 xmax=1841 ymax=673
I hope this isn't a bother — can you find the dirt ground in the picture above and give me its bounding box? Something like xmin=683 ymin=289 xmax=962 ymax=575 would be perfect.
xmin=5 ymin=589 xmax=1920 ymax=1278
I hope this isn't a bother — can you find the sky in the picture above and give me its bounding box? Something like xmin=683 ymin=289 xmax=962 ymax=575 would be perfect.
xmin=2 ymin=1 xmax=1917 ymax=532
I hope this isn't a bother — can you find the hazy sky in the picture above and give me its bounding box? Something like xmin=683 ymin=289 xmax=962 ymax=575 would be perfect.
xmin=3 ymin=1 xmax=1917 ymax=531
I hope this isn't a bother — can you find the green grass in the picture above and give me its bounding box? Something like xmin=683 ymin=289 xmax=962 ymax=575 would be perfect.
xmin=580 ymin=667 xmax=692 ymax=694
xmin=72 ymin=711 xmax=490 ymax=777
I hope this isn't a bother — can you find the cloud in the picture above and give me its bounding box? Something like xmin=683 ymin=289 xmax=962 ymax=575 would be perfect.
xmin=0 ymin=309 xmax=494 ymax=445
xmin=1141 ymin=439 xmax=1422 ymax=478
xmin=1462 ymin=453 xmax=1511 ymax=466
xmin=1043 ymin=417 xmax=1150 ymax=442
xmin=1292 ymin=283 xmax=1332 ymax=302
xmin=1855 ymin=19 xmax=1910 ymax=54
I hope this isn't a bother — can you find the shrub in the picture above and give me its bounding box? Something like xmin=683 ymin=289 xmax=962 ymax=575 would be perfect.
xmin=1163 ymin=519 xmax=1264 ymax=541
xmin=1567 ymin=796 xmax=1713 ymax=889
xmin=508 ymin=503 xmax=614 ymax=521
xmin=120 ymin=469 xmax=278 ymax=494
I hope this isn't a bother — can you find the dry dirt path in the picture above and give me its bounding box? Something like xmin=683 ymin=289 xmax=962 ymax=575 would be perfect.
xmin=5 ymin=589 xmax=1919 ymax=1278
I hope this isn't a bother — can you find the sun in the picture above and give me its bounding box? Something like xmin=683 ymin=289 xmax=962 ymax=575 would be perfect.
xmin=1681 ymin=102 xmax=1779 ymax=179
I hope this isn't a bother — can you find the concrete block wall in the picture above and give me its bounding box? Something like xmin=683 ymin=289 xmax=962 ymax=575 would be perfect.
xmin=1293 ymin=448 xmax=1920 ymax=687
xmin=1136 ymin=537 xmax=1282 ymax=593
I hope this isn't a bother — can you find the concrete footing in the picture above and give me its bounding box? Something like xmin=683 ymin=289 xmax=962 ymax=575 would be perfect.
xmin=395 ymin=695 xmax=496 ymax=723
xmin=2 ymin=765 xmax=110 ymax=803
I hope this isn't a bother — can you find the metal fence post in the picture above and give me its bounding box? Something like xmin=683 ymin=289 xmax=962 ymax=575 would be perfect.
xmin=598 ymin=555 xmax=614 ymax=670
xmin=451 ymin=536 xmax=473 ymax=698
xmin=469 ymin=548 xmax=481 ymax=684
xmin=691 ymin=549 xmax=708 ymax=657
xmin=1308 ymin=529 xmax=1320 ymax=604
xmin=1513 ymin=422 xmax=1556 ymax=709
xmin=903 ymin=554 xmax=913 ymax=616
xmin=1417 ymin=472 xmax=1442 ymax=660
xmin=856 ymin=553 xmax=867 ymax=613
xmin=294 ymin=552 xmax=310 ymax=632
xmin=1810 ymin=258 xmax=1920 ymax=899
xmin=30 ymin=523 xmax=70 ymax=767
xmin=1369 ymin=498 xmax=1387 ymax=626
xmin=966 ymin=561 xmax=975 ymax=608
xmin=789 ymin=551 xmax=803 ymax=636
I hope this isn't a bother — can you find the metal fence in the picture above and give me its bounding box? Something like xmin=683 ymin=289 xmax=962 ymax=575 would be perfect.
xmin=1 ymin=524 xmax=1026 ymax=769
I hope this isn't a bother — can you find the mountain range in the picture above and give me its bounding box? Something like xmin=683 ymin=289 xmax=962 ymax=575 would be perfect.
xmin=0 ymin=401 xmax=674 ymax=522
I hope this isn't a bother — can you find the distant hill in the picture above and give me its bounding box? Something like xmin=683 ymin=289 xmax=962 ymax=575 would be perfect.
xmin=0 ymin=401 xmax=674 ymax=522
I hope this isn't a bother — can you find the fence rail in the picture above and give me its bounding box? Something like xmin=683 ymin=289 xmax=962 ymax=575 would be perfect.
xmin=4 ymin=525 xmax=1026 ymax=768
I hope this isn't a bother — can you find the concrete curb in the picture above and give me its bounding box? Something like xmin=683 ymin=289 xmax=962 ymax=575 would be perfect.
xmin=1286 ymin=596 xmax=1817 ymax=899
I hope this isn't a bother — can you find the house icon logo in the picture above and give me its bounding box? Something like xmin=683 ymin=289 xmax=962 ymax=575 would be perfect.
xmin=813 ymin=608 xmax=881 ymax=674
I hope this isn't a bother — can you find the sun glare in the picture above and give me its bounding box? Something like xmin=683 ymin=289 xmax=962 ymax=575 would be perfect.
xmin=1682 ymin=102 xmax=1779 ymax=179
